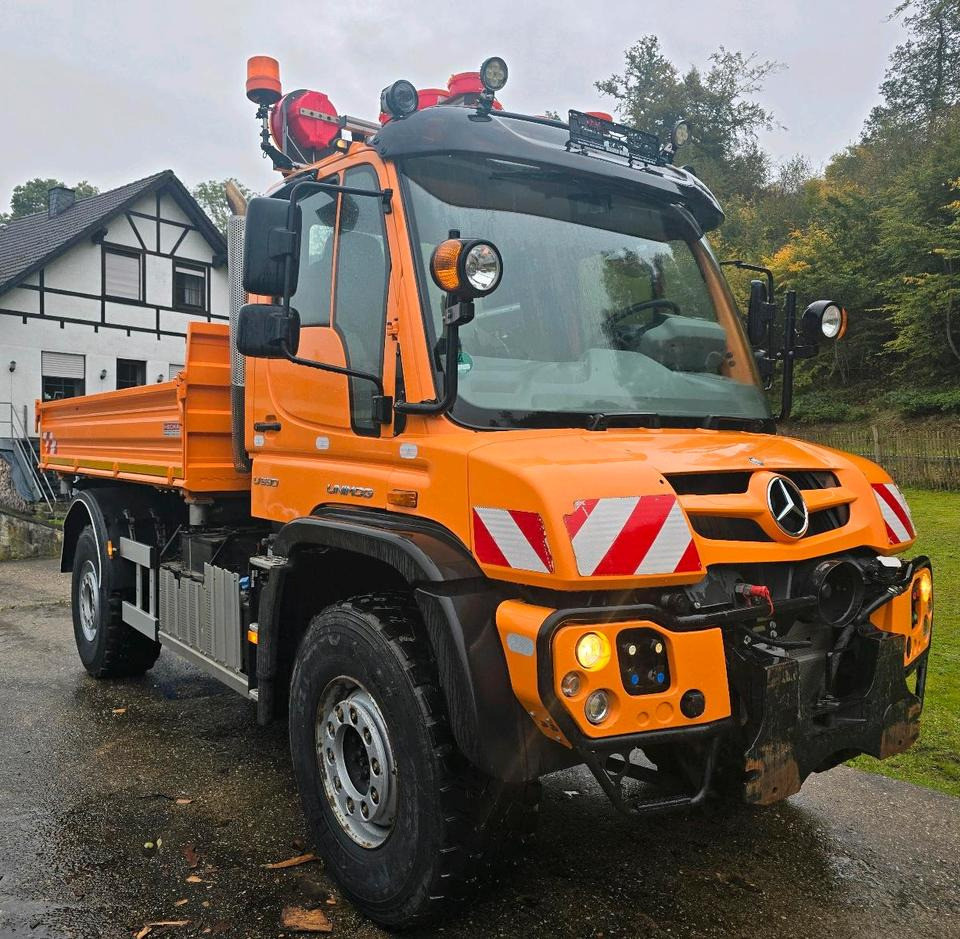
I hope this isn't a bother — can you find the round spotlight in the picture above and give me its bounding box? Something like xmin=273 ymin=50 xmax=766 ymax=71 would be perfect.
xmin=575 ymin=632 xmax=611 ymax=671
xmin=463 ymin=242 xmax=502 ymax=294
xmin=561 ymin=671 xmax=582 ymax=698
xmin=429 ymin=238 xmax=503 ymax=298
xmin=672 ymin=119 xmax=690 ymax=149
xmin=584 ymin=690 xmax=611 ymax=725
xmin=380 ymin=79 xmax=419 ymax=119
xmin=802 ymin=300 xmax=848 ymax=343
xmin=480 ymin=56 xmax=508 ymax=92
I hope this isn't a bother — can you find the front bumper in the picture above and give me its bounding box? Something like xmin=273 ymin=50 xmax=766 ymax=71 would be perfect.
xmin=496 ymin=555 xmax=931 ymax=815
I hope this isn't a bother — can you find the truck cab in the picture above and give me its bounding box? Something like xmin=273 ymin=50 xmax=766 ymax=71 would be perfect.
xmin=41 ymin=58 xmax=933 ymax=929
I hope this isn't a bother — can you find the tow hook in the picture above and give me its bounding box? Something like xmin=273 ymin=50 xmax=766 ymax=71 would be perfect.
xmin=734 ymin=582 xmax=775 ymax=615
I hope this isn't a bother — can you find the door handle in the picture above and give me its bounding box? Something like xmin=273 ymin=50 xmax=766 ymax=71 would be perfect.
xmin=254 ymin=421 xmax=282 ymax=432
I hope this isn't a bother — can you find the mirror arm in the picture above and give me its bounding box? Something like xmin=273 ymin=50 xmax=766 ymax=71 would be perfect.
xmin=720 ymin=259 xmax=775 ymax=301
xmin=778 ymin=289 xmax=798 ymax=421
xmin=395 ymin=296 xmax=474 ymax=415
xmin=280 ymin=343 xmax=393 ymax=424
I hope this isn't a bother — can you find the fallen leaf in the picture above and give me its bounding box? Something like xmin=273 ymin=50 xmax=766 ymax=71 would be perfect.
xmin=174 ymin=899 xmax=188 ymax=907
xmin=262 ymin=853 xmax=319 ymax=870
xmin=144 ymin=842 xmax=155 ymax=850
xmin=112 ymin=707 xmax=127 ymax=715
xmin=136 ymin=922 xmax=190 ymax=938
xmin=182 ymin=844 xmax=199 ymax=868
xmin=280 ymin=906 xmax=333 ymax=933
xmin=562 ymin=790 xmax=580 ymax=798
xmin=185 ymin=875 xmax=207 ymax=884
xmin=174 ymin=798 xmax=193 ymax=805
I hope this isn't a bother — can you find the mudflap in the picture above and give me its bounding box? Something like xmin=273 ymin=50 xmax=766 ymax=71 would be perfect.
xmin=727 ymin=629 xmax=923 ymax=806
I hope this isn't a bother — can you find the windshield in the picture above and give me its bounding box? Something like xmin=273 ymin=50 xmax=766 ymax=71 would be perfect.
xmin=401 ymin=154 xmax=769 ymax=428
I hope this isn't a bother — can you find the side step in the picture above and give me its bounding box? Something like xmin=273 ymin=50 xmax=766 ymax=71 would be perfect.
xmin=118 ymin=536 xmax=256 ymax=699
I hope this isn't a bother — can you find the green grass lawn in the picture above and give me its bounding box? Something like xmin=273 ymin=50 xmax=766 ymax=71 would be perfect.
xmin=848 ymin=488 xmax=960 ymax=797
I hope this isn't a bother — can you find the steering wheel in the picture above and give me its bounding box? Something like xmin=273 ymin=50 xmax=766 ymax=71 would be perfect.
xmin=607 ymin=298 xmax=681 ymax=327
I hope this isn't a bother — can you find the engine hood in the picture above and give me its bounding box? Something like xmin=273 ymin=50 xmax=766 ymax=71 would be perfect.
xmin=464 ymin=428 xmax=914 ymax=590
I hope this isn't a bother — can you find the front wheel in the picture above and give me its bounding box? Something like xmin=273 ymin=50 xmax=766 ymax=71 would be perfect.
xmin=288 ymin=593 xmax=539 ymax=928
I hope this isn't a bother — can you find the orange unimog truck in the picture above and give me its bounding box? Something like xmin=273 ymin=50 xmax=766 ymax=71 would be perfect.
xmin=39 ymin=56 xmax=934 ymax=927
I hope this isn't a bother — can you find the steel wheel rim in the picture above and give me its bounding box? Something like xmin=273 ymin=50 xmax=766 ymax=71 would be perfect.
xmin=316 ymin=676 xmax=398 ymax=848
xmin=78 ymin=561 xmax=99 ymax=642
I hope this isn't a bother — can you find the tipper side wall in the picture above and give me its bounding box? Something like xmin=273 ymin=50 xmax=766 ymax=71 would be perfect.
xmin=37 ymin=322 xmax=249 ymax=496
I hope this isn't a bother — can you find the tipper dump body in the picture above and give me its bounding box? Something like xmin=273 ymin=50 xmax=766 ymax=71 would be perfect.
xmin=37 ymin=322 xmax=248 ymax=496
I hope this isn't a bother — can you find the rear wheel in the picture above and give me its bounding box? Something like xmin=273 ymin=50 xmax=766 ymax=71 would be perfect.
xmin=288 ymin=592 xmax=539 ymax=928
xmin=71 ymin=527 xmax=160 ymax=678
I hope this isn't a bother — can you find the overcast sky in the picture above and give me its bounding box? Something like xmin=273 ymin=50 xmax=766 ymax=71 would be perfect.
xmin=2 ymin=0 xmax=907 ymax=206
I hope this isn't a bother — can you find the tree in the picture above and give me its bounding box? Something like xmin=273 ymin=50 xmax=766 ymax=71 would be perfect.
xmin=1 ymin=178 xmax=99 ymax=222
xmin=596 ymin=36 xmax=782 ymax=199
xmin=865 ymin=0 xmax=960 ymax=138
xmin=191 ymin=178 xmax=255 ymax=235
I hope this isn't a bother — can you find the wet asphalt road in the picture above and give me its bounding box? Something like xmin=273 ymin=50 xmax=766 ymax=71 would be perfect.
xmin=1 ymin=559 xmax=959 ymax=939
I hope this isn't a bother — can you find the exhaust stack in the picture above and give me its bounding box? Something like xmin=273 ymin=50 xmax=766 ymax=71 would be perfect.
xmin=227 ymin=214 xmax=251 ymax=473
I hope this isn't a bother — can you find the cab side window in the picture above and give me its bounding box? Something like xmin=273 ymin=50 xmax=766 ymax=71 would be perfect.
xmin=292 ymin=180 xmax=338 ymax=327
xmin=333 ymin=165 xmax=389 ymax=434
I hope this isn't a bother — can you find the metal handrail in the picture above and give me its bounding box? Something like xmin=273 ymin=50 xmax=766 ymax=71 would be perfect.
xmin=0 ymin=402 xmax=56 ymax=509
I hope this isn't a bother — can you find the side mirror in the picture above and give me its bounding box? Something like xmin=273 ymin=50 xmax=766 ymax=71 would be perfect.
xmin=802 ymin=300 xmax=847 ymax=344
xmin=236 ymin=303 xmax=300 ymax=358
xmin=242 ymin=197 xmax=301 ymax=297
xmin=746 ymin=279 xmax=770 ymax=346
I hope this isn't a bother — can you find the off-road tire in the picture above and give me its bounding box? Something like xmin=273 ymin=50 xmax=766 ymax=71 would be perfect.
xmin=288 ymin=592 xmax=540 ymax=929
xmin=71 ymin=526 xmax=161 ymax=678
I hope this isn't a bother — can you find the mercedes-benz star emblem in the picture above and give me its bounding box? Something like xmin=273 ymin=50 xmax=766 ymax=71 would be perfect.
xmin=766 ymin=475 xmax=809 ymax=538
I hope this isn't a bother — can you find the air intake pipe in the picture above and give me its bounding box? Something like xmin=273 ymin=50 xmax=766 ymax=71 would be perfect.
xmin=227 ymin=214 xmax=252 ymax=473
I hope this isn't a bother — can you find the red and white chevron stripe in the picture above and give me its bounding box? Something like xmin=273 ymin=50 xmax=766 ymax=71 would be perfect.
xmin=563 ymin=494 xmax=701 ymax=577
xmin=872 ymin=482 xmax=915 ymax=545
xmin=472 ymin=508 xmax=554 ymax=573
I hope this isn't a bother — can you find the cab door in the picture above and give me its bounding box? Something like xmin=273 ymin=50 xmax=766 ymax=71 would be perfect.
xmin=249 ymin=161 xmax=398 ymax=521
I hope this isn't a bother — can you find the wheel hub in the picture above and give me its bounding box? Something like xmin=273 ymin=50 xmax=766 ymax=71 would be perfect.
xmin=317 ymin=680 xmax=397 ymax=847
xmin=78 ymin=561 xmax=99 ymax=642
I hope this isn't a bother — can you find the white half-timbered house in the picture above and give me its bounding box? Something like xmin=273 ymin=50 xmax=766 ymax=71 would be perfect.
xmin=0 ymin=171 xmax=227 ymax=499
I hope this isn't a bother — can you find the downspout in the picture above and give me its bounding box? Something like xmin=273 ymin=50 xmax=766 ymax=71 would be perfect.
xmin=227 ymin=213 xmax=252 ymax=473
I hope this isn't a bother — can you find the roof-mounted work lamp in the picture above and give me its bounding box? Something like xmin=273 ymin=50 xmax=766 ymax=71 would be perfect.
xmin=476 ymin=56 xmax=508 ymax=117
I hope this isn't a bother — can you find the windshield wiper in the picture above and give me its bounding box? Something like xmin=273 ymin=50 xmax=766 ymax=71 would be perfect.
xmin=586 ymin=413 xmax=775 ymax=433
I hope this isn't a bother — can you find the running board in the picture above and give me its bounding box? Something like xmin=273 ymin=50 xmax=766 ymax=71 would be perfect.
xmin=157 ymin=630 xmax=256 ymax=699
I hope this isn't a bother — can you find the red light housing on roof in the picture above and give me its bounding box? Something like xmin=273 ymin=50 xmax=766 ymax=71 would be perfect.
xmin=269 ymin=89 xmax=340 ymax=162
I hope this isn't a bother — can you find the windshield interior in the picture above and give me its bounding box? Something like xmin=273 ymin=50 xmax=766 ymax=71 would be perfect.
xmin=401 ymin=154 xmax=769 ymax=428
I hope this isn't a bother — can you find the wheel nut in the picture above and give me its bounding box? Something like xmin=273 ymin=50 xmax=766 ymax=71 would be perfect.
xmin=349 ymin=706 xmax=358 ymax=724
xmin=360 ymin=801 xmax=369 ymax=818
xmin=363 ymin=727 xmax=372 ymax=744
xmin=335 ymin=705 xmax=344 ymax=722
xmin=326 ymin=747 xmax=334 ymax=763
xmin=370 ymin=758 xmax=381 ymax=775
xmin=346 ymin=797 xmax=355 ymax=813
xmin=334 ymin=776 xmax=342 ymax=791
xmin=370 ymin=787 xmax=379 ymax=804
xmin=326 ymin=721 xmax=334 ymax=737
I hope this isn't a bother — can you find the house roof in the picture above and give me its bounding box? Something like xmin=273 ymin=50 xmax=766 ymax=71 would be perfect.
xmin=0 ymin=169 xmax=227 ymax=296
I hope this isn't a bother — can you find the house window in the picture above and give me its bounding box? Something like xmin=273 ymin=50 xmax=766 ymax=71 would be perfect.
xmin=117 ymin=358 xmax=146 ymax=389
xmin=41 ymin=351 xmax=85 ymax=400
xmin=168 ymin=363 xmax=184 ymax=380
xmin=104 ymin=247 xmax=142 ymax=300
xmin=174 ymin=263 xmax=206 ymax=311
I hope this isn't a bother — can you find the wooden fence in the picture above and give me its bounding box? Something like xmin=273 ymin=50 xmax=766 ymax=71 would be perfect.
xmin=790 ymin=425 xmax=960 ymax=490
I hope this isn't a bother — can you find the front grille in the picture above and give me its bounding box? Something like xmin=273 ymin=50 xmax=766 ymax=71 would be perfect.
xmin=676 ymin=468 xmax=848 ymax=541
xmin=807 ymin=503 xmax=850 ymax=535
xmin=782 ymin=470 xmax=839 ymax=490
xmin=666 ymin=472 xmax=751 ymax=495
xmin=689 ymin=515 xmax=772 ymax=542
